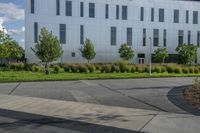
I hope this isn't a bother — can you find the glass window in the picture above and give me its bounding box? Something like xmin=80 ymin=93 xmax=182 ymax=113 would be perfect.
xmin=153 ymin=29 xmax=159 ymax=47
xmin=56 ymin=0 xmax=60 ymax=15
xmin=159 ymin=8 xmax=164 ymax=22
xmin=151 ymin=8 xmax=154 ymax=22
xmin=141 ymin=7 xmax=144 ymax=21
xmin=178 ymin=30 xmax=184 ymax=46
xmin=186 ymin=10 xmax=189 ymax=24
xmin=31 ymin=0 xmax=34 ymax=14
xmin=89 ymin=3 xmax=95 ymax=18
xmin=193 ymin=11 xmax=198 ymax=24
xmin=163 ymin=29 xmax=167 ymax=47
xmin=197 ymin=31 xmax=200 ymax=47
xmin=122 ymin=6 xmax=127 ymax=20
xmin=80 ymin=2 xmax=84 ymax=17
xmin=143 ymin=28 xmax=146 ymax=46
xmin=105 ymin=4 xmax=109 ymax=19
xmin=174 ymin=9 xmax=179 ymax=23
xmin=60 ymin=24 xmax=66 ymax=44
xmin=116 ymin=5 xmax=119 ymax=19
xmin=127 ymin=28 xmax=132 ymax=46
xmin=188 ymin=31 xmax=191 ymax=44
xmin=66 ymin=1 xmax=72 ymax=16
xmin=34 ymin=22 xmax=38 ymax=43
xmin=111 ymin=27 xmax=117 ymax=46
xmin=80 ymin=25 xmax=84 ymax=44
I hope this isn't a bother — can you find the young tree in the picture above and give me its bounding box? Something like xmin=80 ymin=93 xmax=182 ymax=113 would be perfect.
xmin=176 ymin=44 xmax=197 ymax=65
xmin=118 ymin=44 xmax=134 ymax=61
xmin=154 ymin=47 xmax=169 ymax=63
xmin=79 ymin=38 xmax=96 ymax=63
xmin=32 ymin=27 xmax=63 ymax=74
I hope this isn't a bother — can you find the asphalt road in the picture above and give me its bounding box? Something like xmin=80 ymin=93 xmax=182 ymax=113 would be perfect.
xmin=0 ymin=77 xmax=198 ymax=114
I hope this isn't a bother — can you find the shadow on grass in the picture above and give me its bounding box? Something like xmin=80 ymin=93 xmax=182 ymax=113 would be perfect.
xmin=167 ymin=85 xmax=200 ymax=116
xmin=0 ymin=109 xmax=145 ymax=133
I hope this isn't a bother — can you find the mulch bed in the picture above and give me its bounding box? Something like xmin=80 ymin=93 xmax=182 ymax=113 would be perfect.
xmin=183 ymin=87 xmax=200 ymax=109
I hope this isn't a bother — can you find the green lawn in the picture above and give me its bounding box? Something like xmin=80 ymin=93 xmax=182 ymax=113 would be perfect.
xmin=0 ymin=71 xmax=199 ymax=83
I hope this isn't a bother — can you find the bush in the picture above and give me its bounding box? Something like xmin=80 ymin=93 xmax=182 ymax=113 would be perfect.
xmin=161 ymin=67 xmax=166 ymax=73
xmin=131 ymin=66 xmax=136 ymax=73
xmin=194 ymin=68 xmax=199 ymax=74
xmin=31 ymin=65 xmax=40 ymax=72
xmin=111 ymin=65 xmax=120 ymax=73
xmin=189 ymin=67 xmax=194 ymax=73
xmin=71 ymin=65 xmax=79 ymax=73
xmin=118 ymin=61 xmax=128 ymax=73
xmin=78 ymin=65 xmax=88 ymax=73
xmin=182 ymin=67 xmax=189 ymax=74
xmin=101 ymin=65 xmax=112 ymax=73
xmin=88 ymin=65 xmax=96 ymax=73
xmin=53 ymin=65 xmax=60 ymax=73
xmin=125 ymin=66 xmax=131 ymax=73
xmin=166 ymin=66 xmax=174 ymax=73
xmin=24 ymin=63 xmax=34 ymax=71
xmin=154 ymin=67 xmax=161 ymax=73
xmin=64 ymin=64 xmax=71 ymax=72
xmin=174 ymin=67 xmax=182 ymax=74
xmin=144 ymin=67 xmax=149 ymax=73
xmin=10 ymin=63 xmax=24 ymax=71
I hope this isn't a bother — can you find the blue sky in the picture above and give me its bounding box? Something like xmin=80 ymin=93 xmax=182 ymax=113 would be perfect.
xmin=0 ymin=0 xmax=25 ymax=48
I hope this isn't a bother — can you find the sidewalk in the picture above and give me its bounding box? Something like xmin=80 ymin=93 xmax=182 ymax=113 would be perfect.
xmin=0 ymin=94 xmax=199 ymax=133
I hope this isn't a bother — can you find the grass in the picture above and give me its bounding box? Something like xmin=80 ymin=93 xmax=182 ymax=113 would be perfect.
xmin=0 ymin=71 xmax=200 ymax=83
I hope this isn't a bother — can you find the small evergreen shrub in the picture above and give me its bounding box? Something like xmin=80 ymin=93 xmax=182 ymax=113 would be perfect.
xmin=194 ymin=68 xmax=199 ymax=74
xmin=71 ymin=65 xmax=79 ymax=73
xmin=118 ymin=61 xmax=128 ymax=73
xmin=88 ymin=65 xmax=96 ymax=73
xmin=31 ymin=65 xmax=40 ymax=72
xmin=53 ymin=65 xmax=60 ymax=73
xmin=101 ymin=65 xmax=112 ymax=73
xmin=154 ymin=67 xmax=161 ymax=73
xmin=161 ymin=67 xmax=166 ymax=73
xmin=182 ymin=67 xmax=189 ymax=74
xmin=189 ymin=67 xmax=194 ymax=73
xmin=125 ymin=66 xmax=131 ymax=73
xmin=166 ymin=66 xmax=174 ymax=73
xmin=174 ymin=67 xmax=182 ymax=74
xmin=78 ymin=65 xmax=88 ymax=73
xmin=131 ymin=66 xmax=136 ymax=73
xmin=10 ymin=63 xmax=24 ymax=71
xmin=64 ymin=64 xmax=71 ymax=72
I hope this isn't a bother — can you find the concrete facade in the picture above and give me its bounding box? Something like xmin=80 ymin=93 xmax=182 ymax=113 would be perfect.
xmin=25 ymin=0 xmax=200 ymax=64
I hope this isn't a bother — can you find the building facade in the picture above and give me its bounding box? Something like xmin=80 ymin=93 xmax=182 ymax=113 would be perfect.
xmin=25 ymin=0 xmax=200 ymax=64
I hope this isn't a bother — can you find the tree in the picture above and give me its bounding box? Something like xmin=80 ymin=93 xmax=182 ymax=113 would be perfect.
xmin=118 ymin=44 xmax=134 ymax=61
xmin=79 ymin=38 xmax=96 ymax=63
xmin=154 ymin=47 xmax=169 ymax=63
xmin=176 ymin=44 xmax=197 ymax=65
xmin=32 ymin=27 xmax=63 ymax=74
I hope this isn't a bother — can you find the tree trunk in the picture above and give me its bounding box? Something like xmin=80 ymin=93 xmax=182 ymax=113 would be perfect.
xmin=162 ymin=58 xmax=165 ymax=64
xmin=45 ymin=62 xmax=50 ymax=75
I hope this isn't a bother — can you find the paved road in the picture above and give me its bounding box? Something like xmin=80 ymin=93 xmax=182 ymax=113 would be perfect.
xmin=0 ymin=77 xmax=199 ymax=133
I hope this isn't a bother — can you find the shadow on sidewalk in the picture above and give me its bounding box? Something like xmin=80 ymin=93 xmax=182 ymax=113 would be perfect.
xmin=0 ymin=108 xmax=145 ymax=133
xmin=167 ymin=85 xmax=200 ymax=116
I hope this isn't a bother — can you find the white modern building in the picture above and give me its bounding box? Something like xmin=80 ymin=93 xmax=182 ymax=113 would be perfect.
xmin=25 ymin=0 xmax=200 ymax=64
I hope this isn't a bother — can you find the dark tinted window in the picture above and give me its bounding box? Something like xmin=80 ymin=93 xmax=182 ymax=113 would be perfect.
xmin=60 ymin=24 xmax=66 ymax=44
xmin=31 ymin=0 xmax=34 ymax=14
xmin=197 ymin=31 xmax=200 ymax=47
xmin=186 ymin=10 xmax=189 ymax=24
xmin=163 ymin=29 xmax=167 ymax=47
xmin=178 ymin=30 xmax=184 ymax=46
xmin=116 ymin=5 xmax=119 ymax=19
xmin=153 ymin=29 xmax=159 ymax=46
xmin=105 ymin=4 xmax=109 ymax=19
xmin=56 ymin=0 xmax=60 ymax=15
xmin=174 ymin=9 xmax=179 ymax=23
xmin=122 ymin=6 xmax=127 ymax=20
xmin=66 ymin=1 xmax=72 ymax=16
xmin=80 ymin=2 xmax=84 ymax=17
xmin=127 ymin=28 xmax=132 ymax=46
xmin=188 ymin=31 xmax=191 ymax=44
xmin=89 ymin=3 xmax=95 ymax=18
xmin=193 ymin=11 xmax=198 ymax=24
xmin=141 ymin=7 xmax=144 ymax=21
xmin=34 ymin=22 xmax=38 ymax=43
xmin=159 ymin=8 xmax=164 ymax=22
xmin=143 ymin=28 xmax=146 ymax=46
xmin=151 ymin=8 xmax=154 ymax=22
xmin=111 ymin=27 xmax=117 ymax=46
xmin=80 ymin=25 xmax=84 ymax=44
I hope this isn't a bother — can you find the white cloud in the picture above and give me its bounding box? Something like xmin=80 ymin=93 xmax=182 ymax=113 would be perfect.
xmin=8 ymin=26 xmax=25 ymax=36
xmin=0 ymin=2 xmax=24 ymax=23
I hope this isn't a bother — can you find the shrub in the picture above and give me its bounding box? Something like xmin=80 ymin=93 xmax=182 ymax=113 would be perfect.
xmin=53 ymin=65 xmax=60 ymax=73
xmin=101 ymin=65 xmax=112 ymax=73
xmin=182 ymin=67 xmax=189 ymax=74
xmin=174 ymin=67 xmax=182 ymax=74
xmin=10 ymin=63 xmax=24 ymax=71
xmin=114 ymin=66 xmax=120 ymax=73
xmin=161 ymin=67 xmax=166 ymax=73
xmin=189 ymin=67 xmax=194 ymax=73
xmin=111 ymin=65 xmax=120 ymax=73
xmin=154 ymin=67 xmax=161 ymax=73
xmin=125 ymin=66 xmax=131 ymax=73
xmin=24 ymin=63 xmax=34 ymax=71
xmin=31 ymin=65 xmax=40 ymax=72
xmin=64 ymin=64 xmax=71 ymax=72
xmin=144 ymin=67 xmax=149 ymax=73
xmin=118 ymin=61 xmax=128 ymax=73
xmin=88 ymin=65 xmax=96 ymax=73
xmin=194 ymin=68 xmax=199 ymax=74
xmin=166 ymin=66 xmax=174 ymax=73
xmin=131 ymin=66 xmax=136 ymax=73
xmin=95 ymin=64 xmax=101 ymax=70
xmin=71 ymin=65 xmax=79 ymax=73
xmin=137 ymin=67 xmax=144 ymax=73
xmin=78 ymin=65 xmax=88 ymax=73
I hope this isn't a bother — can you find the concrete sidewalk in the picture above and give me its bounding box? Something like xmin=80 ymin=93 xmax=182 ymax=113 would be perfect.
xmin=0 ymin=94 xmax=199 ymax=133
